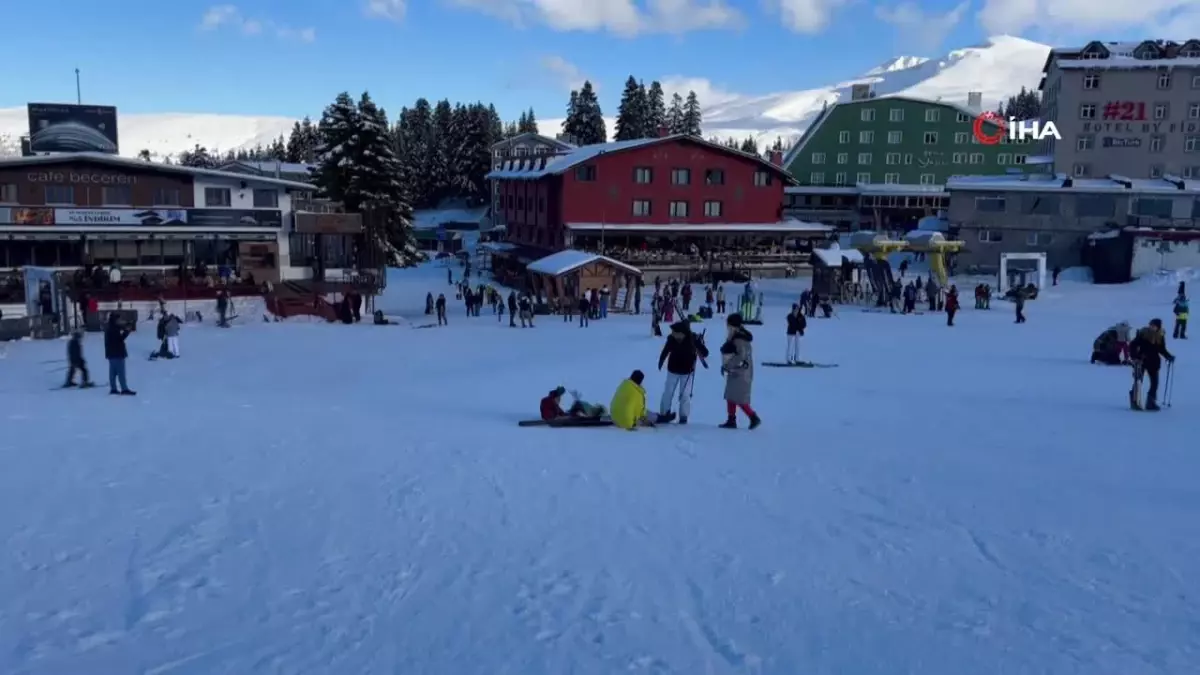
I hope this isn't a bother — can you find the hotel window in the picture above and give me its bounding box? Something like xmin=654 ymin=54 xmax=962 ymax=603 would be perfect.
xmin=975 ymin=195 xmax=1006 ymax=212
xmin=956 ymin=112 xmax=970 ymax=122
xmin=153 ymin=188 xmax=181 ymax=205
xmin=1079 ymin=104 xmax=1096 ymax=119
xmin=955 ymin=132 xmax=968 ymax=144
xmin=887 ymin=131 xmax=902 ymax=144
xmin=810 ymin=153 xmax=826 ymax=165
xmin=101 ymin=186 xmax=132 ymax=206
xmin=1187 ymin=136 xmax=1200 ymax=152
xmin=1186 ymin=166 xmax=1200 ymax=178
xmin=889 ymin=109 xmax=903 ymax=122
xmin=923 ymin=131 xmax=938 ymax=144
xmin=860 ymin=109 xmax=875 ymax=122
xmin=1190 ymin=103 xmax=1200 ymax=119
xmin=839 ymin=131 xmax=851 ymax=143
xmin=705 ymin=169 xmax=725 ymax=184
xmin=856 ymin=172 xmax=871 ymax=184
xmin=886 ymin=153 xmax=900 ymax=165
xmin=970 ymin=153 xmax=984 ymax=164
xmin=1014 ymin=154 xmax=1028 ymax=164
xmin=753 ymin=171 xmax=772 ymax=186
xmin=925 ymin=109 xmax=940 ymax=123
xmin=1026 ymin=232 xmax=1053 ymax=246
xmin=1077 ymin=135 xmax=1094 ymax=151
xmin=904 ymin=154 xmax=913 ymax=164
xmin=1150 ymin=135 xmax=1165 ymax=152
xmin=0 ymin=183 xmax=16 ymax=202
xmin=1157 ymin=72 xmax=1172 ymax=89
xmin=884 ymin=173 xmax=900 ymax=184
xmin=253 ymin=189 xmax=279 ymax=208
xmin=704 ymin=200 xmax=723 ymax=216
xmin=1193 ymin=75 xmax=1200 ymax=89
xmin=953 ymin=153 xmax=966 ymax=164
xmin=669 ymin=201 xmax=689 ymax=217
xmin=837 ymin=153 xmax=848 ymax=164
xmin=977 ymin=229 xmax=1003 ymax=243
xmin=809 ymin=173 xmax=825 ymax=185
xmin=1150 ymin=165 xmax=1165 ymax=178
xmin=671 ymin=168 xmax=691 ymax=185
xmin=632 ymin=199 xmax=651 ymax=216
xmin=204 ymin=187 xmax=232 ymax=207
xmin=919 ymin=174 xmax=935 ymax=185
xmin=44 ymin=185 xmax=74 ymax=205
xmin=575 ymin=165 xmax=597 ymax=181
xmin=859 ymin=130 xmax=874 ymax=143
xmin=834 ymin=172 xmax=847 ymax=185
xmin=997 ymin=153 xmax=1010 ymax=164
xmin=857 ymin=152 xmax=872 ymax=165
xmin=633 ymin=167 xmax=653 ymax=183
xmin=1084 ymin=73 xmax=1100 ymax=89
xmin=1154 ymin=103 xmax=1169 ymax=120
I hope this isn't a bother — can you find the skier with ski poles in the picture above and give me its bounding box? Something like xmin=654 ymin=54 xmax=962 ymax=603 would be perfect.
xmin=655 ymin=315 xmax=708 ymax=425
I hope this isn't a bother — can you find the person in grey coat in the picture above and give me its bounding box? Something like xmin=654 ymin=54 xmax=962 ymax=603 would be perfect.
xmin=719 ymin=313 xmax=760 ymax=429
xmin=164 ymin=313 xmax=182 ymax=357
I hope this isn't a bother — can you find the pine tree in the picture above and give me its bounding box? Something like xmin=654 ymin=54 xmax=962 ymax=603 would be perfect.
xmin=614 ymin=76 xmax=647 ymax=141
xmin=268 ymin=135 xmax=287 ymax=161
xmin=430 ymin=99 xmax=455 ymax=206
xmin=645 ymin=81 xmax=666 ymax=137
xmin=285 ymin=122 xmax=305 ymax=162
xmin=682 ymin=91 xmax=703 ymax=137
xmin=770 ymin=137 xmax=785 ymax=152
xmin=504 ymin=121 xmax=519 ymax=138
xmin=449 ymin=103 xmax=497 ymax=203
xmin=574 ymin=81 xmax=607 ymax=145
xmin=740 ymin=136 xmax=758 ymax=154
xmin=562 ymin=90 xmax=580 ymax=143
xmin=667 ymin=93 xmax=685 ymax=134
xmin=1000 ymin=87 xmax=1042 ymax=121
xmin=137 ymin=149 xmax=152 ymax=161
xmin=311 ymin=92 xmax=360 ymax=203
xmin=178 ymin=144 xmax=215 ymax=168
xmin=396 ymin=98 xmax=435 ymax=208
xmin=518 ymin=110 xmax=529 ymax=133
xmin=521 ymin=107 xmax=538 ymax=134
xmin=487 ymin=104 xmax=504 ymax=139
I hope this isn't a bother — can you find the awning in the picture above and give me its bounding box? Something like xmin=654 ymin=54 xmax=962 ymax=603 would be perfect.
xmin=565 ymin=221 xmax=833 ymax=234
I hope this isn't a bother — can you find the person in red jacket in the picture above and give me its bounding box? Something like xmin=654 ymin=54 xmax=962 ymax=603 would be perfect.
xmin=540 ymin=386 xmax=604 ymax=421
xmin=945 ymin=285 xmax=960 ymax=326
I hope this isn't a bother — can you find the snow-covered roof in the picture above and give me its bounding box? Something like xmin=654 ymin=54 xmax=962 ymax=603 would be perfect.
xmin=412 ymin=206 xmax=490 ymax=230
xmin=782 ymin=95 xmax=985 ymax=169
xmin=1057 ymin=56 xmax=1200 ymax=69
xmin=946 ymin=173 xmax=1200 ymax=194
xmin=221 ymin=160 xmax=316 ymax=175
xmin=784 ymin=183 xmax=948 ymax=197
xmin=486 ymin=135 xmax=795 ymax=184
xmin=784 ymin=186 xmax=859 ymax=195
xmin=526 ymin=249 xmax=642 ymax=276
xmin=490 ymin=132 xmax=576 ymax=151
xmin=812 ymin=248 xmax=864 ymax=266
xmin=565 ymin=221 xmax=834 ymax=233
xmin=0 ymin=152 xmax=315 ymax=190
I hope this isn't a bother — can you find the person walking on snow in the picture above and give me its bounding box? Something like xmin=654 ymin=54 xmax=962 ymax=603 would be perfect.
xmin=435 ymin=293 xmax=448 ymax=325
xmin=1014 ymin=286 xmax=1027 ymax=323
xmin=656 ymin=318 xmax=709 ymax=424
xmin=578 ymin=293 xmax=591 ymax=327
xmin=785 ymin=304 xmax=807 ymax=363
xmin=719 ymin=313 xmax=760 ymax=429
xmin=599 ymin=285 xmax=610 ymax=318
xmin=63 ymin=330 xmax=94 ymax=388
xmin=1173 ymin=291 xmax=1188 ymax=339
xmin=715 ymin=285 xmax=726 ymax=314
xmin=104 ymin=313 xmax=135 ymax=396
xmin=164 ymin=313 xmax=181 ymax=357
xmin=945 ymin=285 xmax=959 ymax=326
xmin=1130 ymin=318 xmax=1175 ymax=410
xmin=507 ymin=291 xmax=517 ymax=327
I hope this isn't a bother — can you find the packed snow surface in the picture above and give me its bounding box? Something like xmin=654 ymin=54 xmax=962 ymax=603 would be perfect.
xmin=1 ymin=263 xmax=1197 ymax=674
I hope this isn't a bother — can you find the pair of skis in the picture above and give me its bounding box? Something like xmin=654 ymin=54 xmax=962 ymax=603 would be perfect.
xmin=761 ymin=361 xmax=838 ymax=368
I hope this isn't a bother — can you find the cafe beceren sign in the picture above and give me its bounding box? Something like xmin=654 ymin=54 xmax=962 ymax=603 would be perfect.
xmin=27 ymin=171 xmax=136 ymax=185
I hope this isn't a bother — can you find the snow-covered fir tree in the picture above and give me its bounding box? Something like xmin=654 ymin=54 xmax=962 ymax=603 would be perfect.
xmin=449 ymin=103 xmax=496 ymax=203
xmin=0 ymin=133 xmax=19 ymax=158
xmin=561 ymin=90 xmax=580 ymax=144
xmin=666 ymin=93 xmax=685 ymax=134
xmin=614 ymin=76 xmax=648 ymax=141
xmin=518 ymin=107 xmax=538 ymax=134
xmin=137 ymin=149 xmax=152 ymax=161
xmin=178 ymin=144 xmax=216 ymax=168
xmin=394 ymin=98 xmax=434 ymax=208
xmin=285 ymin=117 xmax=319 ymax=163
xmin=770 ymin=136 xmax=785 ymax=152
xmin=311 ymin=92 xmax=360 ymax=203
xmin=430 ymin=99 xmax=455 ymax=206
xmin=573 ymin=81 xmax=607 ymax=145
xmin=503 ymin=121 xmax=519 ymax=138
xmin=645 ymin=81 xmax=666 ymax=137
xmin=740 ymin=136 xmax=758 ymax=154
xmin=682 ymin=91 xmax=703 ymax=137
xmin=999 ymin=87 xmax=1041 ymax=120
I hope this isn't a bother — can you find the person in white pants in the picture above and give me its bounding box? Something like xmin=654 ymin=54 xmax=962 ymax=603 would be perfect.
xmin=656 ymin=319 xmax=709 ymax=424
xmin=785 ymin=304 xmax=806 ymax=363
xmin=164 ymin=314 xmax=182 ymax=357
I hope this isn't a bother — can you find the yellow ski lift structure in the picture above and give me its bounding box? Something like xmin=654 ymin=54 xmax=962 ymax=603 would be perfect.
xmin=903 ymin=231 xmax=965 ymax=286
xmin=848 ymin=231 xmax=909 ymax=258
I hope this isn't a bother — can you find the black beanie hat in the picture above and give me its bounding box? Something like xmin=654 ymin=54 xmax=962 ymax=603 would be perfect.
xmin=630 ymin=369 xmax=645 ymax=385
xmin=727 ymin=313 xmax=743 ymax=327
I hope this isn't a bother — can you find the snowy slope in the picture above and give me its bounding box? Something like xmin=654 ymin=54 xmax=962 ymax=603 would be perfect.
xmin=0 ymin=261 xmax=1197 ymax=674
xmin=0 ymin=36 xmax=1048 ymax=159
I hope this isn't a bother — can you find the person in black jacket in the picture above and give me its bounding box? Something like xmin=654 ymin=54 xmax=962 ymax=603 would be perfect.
xmin=785 ymin=304 xmax=807 ymax=363
xmin=63 ymin=331 xmax=94 ymax=388
xmin=104 ymin=314 xmax=135 ymax=396
xmin=507 ymin=291 xmax=517 ymax=327
xmin=435 ymin=293 xmax=447 ymax=325
xmin=656 ymin=319 xmax=709 ymax=424
xmin=578 ymin=294 xmax=590 ymax=327
xmin=1130 ymin=318 xmax=1175 ymax=410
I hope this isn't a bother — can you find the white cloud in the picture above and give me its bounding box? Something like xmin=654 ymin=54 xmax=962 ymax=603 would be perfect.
xmin=977 ymin=0 xmax=1197 ymax=37
xmin=365 ymin=0 xmax=407 ymax=21
xmin=659 ymin=77 xmax=741 ymax=107
xmin=198 ymin=5 xmax=316 ymax=42
xmin=540 ymin=56 xmax=591 ymax=91
xmin=445 ymin=0 xmax=743 ymax=36
xmin=876 ymin=2 xmax=967 ymax=54
xmin=766 ymin=0 xmax=849 ymax=33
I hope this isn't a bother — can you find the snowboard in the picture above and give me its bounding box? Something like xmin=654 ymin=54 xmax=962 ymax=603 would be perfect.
xmin=761 ymin=361 xmax=838 ymax=368
xmin=519 ymin=418 xmax=613 ymax=428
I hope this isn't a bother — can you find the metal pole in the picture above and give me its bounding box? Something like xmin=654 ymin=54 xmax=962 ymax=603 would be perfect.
xmin=75 ymin=68 xmax=81 ymax=104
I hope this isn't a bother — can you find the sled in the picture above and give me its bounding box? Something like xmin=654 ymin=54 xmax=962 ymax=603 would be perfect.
xmin=518 ymin=417 xmax=614 ymax=428
xmin=761 ymin=361 xmax=839 ymax=368
xmin=742 ymin=319 xmax=764 ymax=325
xmin=413 ymin=323 xmax=439 ymax=329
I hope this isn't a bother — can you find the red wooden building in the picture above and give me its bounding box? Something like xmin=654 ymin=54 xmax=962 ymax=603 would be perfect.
xmin=486 ymin=135 xmax=832 ymax=279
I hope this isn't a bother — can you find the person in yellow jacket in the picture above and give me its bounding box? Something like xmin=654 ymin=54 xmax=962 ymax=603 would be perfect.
xmin=610 ymin=370 xmax=650 ymax=430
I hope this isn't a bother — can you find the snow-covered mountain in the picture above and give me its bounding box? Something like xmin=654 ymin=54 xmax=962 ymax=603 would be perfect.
xmin=0 ymin=35 xmax=1049 ymax=159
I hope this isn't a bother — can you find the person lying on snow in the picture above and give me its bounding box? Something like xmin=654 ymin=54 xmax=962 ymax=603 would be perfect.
xmin=540 ymin=386 xmax=605 ymax=422
xmin=610 ymin=370 xmax=653 ymax=430
xmin=1091 ymin=321 xmax=1132 ymax=365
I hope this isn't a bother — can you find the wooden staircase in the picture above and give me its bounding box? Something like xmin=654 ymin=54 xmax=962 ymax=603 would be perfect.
xmin=265 ymin=282 xmax=338 ymax=321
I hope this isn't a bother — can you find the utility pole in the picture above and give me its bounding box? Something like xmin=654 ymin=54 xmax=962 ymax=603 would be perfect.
xmin=75 ymin=68 xmax=81 ymax=104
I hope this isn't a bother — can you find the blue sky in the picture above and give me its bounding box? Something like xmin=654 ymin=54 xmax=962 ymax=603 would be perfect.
xmin=1 ymin=0 xmax=1194 ymax=124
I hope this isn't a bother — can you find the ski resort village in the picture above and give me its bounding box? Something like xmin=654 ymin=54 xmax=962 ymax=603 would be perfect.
xmin=2 ymin=25 xmax=1200 ymax=674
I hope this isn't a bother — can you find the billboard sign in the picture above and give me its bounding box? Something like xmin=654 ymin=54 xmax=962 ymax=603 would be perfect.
xmin=54 ymin=208 xmax=188 ymax=226
xmin=5 ymin=208 xmax=55 ymax=225
xmin=27 ymin=103 xmax=120 ymax=154
xmin=187 ymin=209 xmax=284 ymax=229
